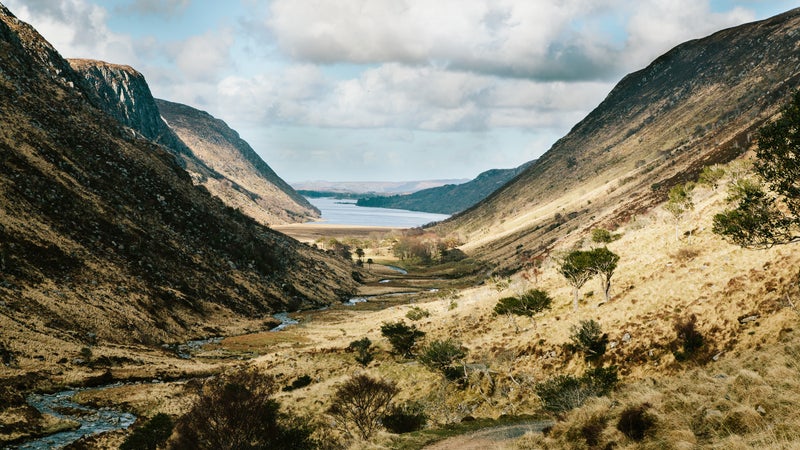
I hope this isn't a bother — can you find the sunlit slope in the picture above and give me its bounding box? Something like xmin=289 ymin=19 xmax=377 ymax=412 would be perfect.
xmin=435 ymin=8 xmax=800 ymax=270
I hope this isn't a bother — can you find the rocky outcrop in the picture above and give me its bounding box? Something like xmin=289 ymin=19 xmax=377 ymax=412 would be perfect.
xmin=68 ymin=59 xmax=317 ymax=225
xmin=156 ymin=99 xmax=319 ymax=224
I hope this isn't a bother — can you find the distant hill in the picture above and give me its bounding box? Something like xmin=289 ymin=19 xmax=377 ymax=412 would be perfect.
xmin=292 ymin=179 xmax=469 ymax=195
xmin=355 ymin=162 xmax=534 ymax=214
xmin=69 ymin=59 xmax=317 ymax=225
xmin=435 ymin=7 xmax=800 ymax=271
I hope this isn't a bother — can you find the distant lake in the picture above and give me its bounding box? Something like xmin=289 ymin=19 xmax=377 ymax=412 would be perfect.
xmin=306 ymin=197 xmax=450 ymax=227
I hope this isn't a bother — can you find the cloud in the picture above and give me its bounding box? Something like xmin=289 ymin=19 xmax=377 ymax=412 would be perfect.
xmin=4 ymin=0 xmax=138 ymax=64
xmin=265 ymin=0 xmax=622 ymax=81
xmin=119 ymin=0 xmax=191 ymax=17
xmin=166 ymin=28 xmax=235 ymax=83
xmin=215 ymin=63 xmax=612 ymax=133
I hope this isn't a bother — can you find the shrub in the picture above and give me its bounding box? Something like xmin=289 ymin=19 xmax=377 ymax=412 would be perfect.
xmin=569 ymin=320 xmax=608 ymax=362
xmin=121 ymin=413 xmax=174 ymax=450
xmin=419 ymin=339 xmax=467 ymax=381
xmin=171 ymin=369 xmax=315 ymax=450
xmin=591 ymin=228 xmax=619 ymax=243
xmin=347 ymin=337 xmax=374 ymax=367
xmin=673 ymin=315 xmax=704 ymax=361
xmin=380 ymin=321 xmax=425 ymax=358
xmin=327 ymin=374 xmax=399 ymax=440
xmin=382 ymin=401 xmax=427 ymax=434
xmin=282 ymin=375 xmax=313 ymax=392
xmin=494 ymin=289 xmax=552 ymax=318
xmin=616 ymin=403 xmax=656 ymax=441
xmin=535 ymin=366 xmax=619 ymax=414
xmin=406 ymin=306 xmax=431 ymax=321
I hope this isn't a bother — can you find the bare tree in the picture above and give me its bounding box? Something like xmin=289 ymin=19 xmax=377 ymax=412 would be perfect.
xmin=327 ymin=373 xmax=399 ymax=441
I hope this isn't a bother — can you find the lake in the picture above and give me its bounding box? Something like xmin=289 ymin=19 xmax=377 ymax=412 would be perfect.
xmin=306 ymin=197 xmax=450 ymax=227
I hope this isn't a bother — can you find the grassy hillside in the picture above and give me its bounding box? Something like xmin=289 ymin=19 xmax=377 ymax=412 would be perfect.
xmin=434 ymin=8 xmax=800 ymax=274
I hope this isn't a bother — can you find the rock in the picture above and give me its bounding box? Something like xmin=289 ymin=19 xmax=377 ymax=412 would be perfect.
xmin=705 ymin=409 xmax=724 ymax=420
xmin=738 ymin=315 xmax=760 ymax=324
xmin=756 ymin=405 xmax=766 ymax=415
xmin=622 ymin=332 xmax=631 ymax=343
xmin=712 ymin=352 xmax=722 ymax=361
xmin=609 ymin=341 xmax=618 ymax=349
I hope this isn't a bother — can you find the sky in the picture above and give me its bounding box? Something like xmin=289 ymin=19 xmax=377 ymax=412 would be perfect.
xmin=4 ymin=1 xmax=798 ymax=182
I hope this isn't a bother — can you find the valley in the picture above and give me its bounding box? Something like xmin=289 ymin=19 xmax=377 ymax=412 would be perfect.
xmin=2 ymin=3 xmax=800 ymax=450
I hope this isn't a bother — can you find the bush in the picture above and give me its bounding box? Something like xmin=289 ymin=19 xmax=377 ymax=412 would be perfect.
xmin=347 ymin=337 xmax=374 ymax=367
xmin=569 ymin=320 xmax=608 ymax=362
xmin=382 ymin=401 xmax=427 ymax=434
xmin=616 ymin=403 xmax=656 ymax=441
xmin=121 ymin=413 xmax=174 ymax=450
xmin=327 ymin=374 xmax=399 ymax=440
xmin=591 ymin=228 xmax=620 ymax=243
xmin=494 ymin=289 xmax=552 ymax=318
xmin=419 ymin=339 xmax=467 ymax=381
xmin=535 ymin=366 xmax=619 ymax=414
xmin=673 ymin=315 xmax=704 ymax=361
xmin=406 ymin=306 xmax=431 ymax=321
xmin=171 ymin=369 xmax=315 ymax=450
xmin=380 ymin=321 xmax=425 ymax=358
xmin=282 ymin=375 xmax=313 ymax=392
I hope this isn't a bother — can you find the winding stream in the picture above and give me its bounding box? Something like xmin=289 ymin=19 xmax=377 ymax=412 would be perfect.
xmin=11 ymin=387 xmax=136 ymax=450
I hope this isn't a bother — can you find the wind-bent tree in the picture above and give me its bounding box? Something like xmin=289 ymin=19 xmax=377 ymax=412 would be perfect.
xmin=494 ymin=289 xmax=552 ymax=332
xmin=380 ymin=321 xmax=425 ymax=358
xmin=587 ymin=247 xmax=620 ymax=303
xmin=559 ymin=251 xmax=595 ymax=312
xmin=665 ymin=182 xmax=695 ymax=241
xmin=713 ymin=91 xmax=800 ymax=248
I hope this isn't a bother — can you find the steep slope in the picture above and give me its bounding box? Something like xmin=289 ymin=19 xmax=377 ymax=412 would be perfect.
xmin=356 ymin=162 xmax=534 ymax=214
xmin=155 ymin=99 xmax=319 ymax=225
xmin=436 ymin=8 xmax=800 ymax=270
xmin=0 ymin=3 xmax=357 ymax=357
xmin=68 ymin=59 xmax=317 ymax=225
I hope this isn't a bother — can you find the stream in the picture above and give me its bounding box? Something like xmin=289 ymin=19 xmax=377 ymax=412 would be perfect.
xmin=10 ymin=387 xmax=136 ymax=450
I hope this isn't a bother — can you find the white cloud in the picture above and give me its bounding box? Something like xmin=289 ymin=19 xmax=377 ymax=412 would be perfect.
xmin=5 ymin=0 xmax=138 ymax=64
xmin=167 ymin=28 xmax=235 ymax=82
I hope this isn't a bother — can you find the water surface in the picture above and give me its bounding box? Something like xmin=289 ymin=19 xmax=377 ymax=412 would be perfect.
xmin=306 ymin=197 xmax=449 ymax=227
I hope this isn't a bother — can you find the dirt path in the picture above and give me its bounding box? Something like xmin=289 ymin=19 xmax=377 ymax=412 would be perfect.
xmin=423 ymin=421 xmax=553 ymax=450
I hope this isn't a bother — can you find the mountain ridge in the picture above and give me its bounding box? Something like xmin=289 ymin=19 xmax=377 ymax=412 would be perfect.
xmin=435 ymin=7 xmax=800 ymax=270
xmin=68 ymin=59 xmax=318 ymax=225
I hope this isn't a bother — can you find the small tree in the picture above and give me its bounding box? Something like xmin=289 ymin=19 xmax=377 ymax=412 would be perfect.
xmin=665 ymin=182 xmax=695 ymax=241
xmin=348 ymin=337 xmax=374 ymax=367
xmin=494 ymin=289 xmax=552 ymax=332
xmin=380 ymin=321 xmax=425 ymax=358
xmin=559 ymin=251 xmax=595 ymax=311
xmin=419 ymin=339 xmax=467 ymax=381
xmin=172 ymin=369 xmax=314 ymax=450
xmin=366 ymin=258 xmax=374 ymax=270
xmin=121 ymin=413 xmax=174 ymax=450
xmin=569 ymin=319 xmax=608 ymax=363
xmin=587 ymin=247 xmax=620 ymax=303
xmin=327 ymin=374 xmax=399 ymax=441
xmin=355 ymin=248 xmax=365 ymax=262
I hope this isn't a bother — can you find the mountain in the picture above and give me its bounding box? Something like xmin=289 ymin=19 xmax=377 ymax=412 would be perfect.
xmin=356 ymin=162 xmax=534 ymax=214
xmin=155 ymin=99 xmax=319 ymax=225
xmin=68 ymin=59 xmax=317 ymax=225
xmin=435 ymin=8 xmax=800 ymax=270
xmin=0 ymin=3 xmax=357 ymax=355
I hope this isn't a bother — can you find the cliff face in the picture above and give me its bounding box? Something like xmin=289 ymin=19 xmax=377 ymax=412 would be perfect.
xmin=68 ymin=59 xmax=317 ymax=225
xmin=436 ymin=8 xmax=800 ymax=268
xmin=156 ymin=99 xmax=319 ymax=224
xmin=0 ymin=4 xmax=357 ymax=352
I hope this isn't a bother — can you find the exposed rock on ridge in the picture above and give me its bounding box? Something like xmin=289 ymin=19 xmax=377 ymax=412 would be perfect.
xmin=68 ymin=59 xmax=317 ymax=225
